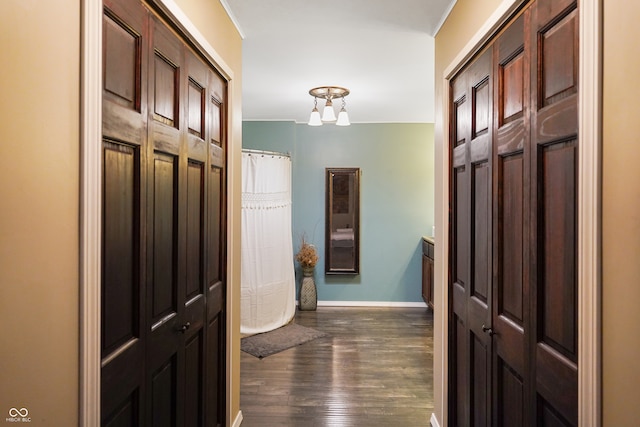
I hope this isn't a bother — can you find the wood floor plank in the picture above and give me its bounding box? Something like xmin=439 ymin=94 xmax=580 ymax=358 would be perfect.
xmin=240 ymin=307 xmax=434 ymax=426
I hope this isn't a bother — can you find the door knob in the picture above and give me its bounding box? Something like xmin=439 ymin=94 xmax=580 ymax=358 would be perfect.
xmin=482 ymin=324 xmax=494 ymax=336
xmin=178 ymin=322 xmax=191 ymax=333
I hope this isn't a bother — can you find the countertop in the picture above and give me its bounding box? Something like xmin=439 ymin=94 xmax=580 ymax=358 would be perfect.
xmin=422 ymin=236 xmax=435 ymax=245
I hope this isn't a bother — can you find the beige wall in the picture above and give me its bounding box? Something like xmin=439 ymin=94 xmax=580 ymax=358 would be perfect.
xmin=0 ymin=0 xmax=80 ymax=423
xmin=436 ymin=0 xmax=640 ymax=425
xmin=0 ymin=0 xmax=242 ymax=424
xmin=602 ymin=1 xmax=640 ymax=425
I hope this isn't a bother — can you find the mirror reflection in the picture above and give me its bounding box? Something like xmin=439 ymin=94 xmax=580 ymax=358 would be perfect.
xmin=326 ymin=168 xmax=360 ymax=274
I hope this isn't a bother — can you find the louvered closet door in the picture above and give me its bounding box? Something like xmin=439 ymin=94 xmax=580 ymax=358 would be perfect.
xmin=449 ymin=0 xmax=578 ymax=425
xmin=102 ymin=0 xmax=228 ymax=425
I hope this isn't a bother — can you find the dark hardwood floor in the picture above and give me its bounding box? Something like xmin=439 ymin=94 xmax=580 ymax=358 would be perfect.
xmin=240 ymin=306 xmax=434 ymax=426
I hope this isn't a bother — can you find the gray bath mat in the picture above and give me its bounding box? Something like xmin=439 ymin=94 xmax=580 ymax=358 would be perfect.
xmin=241 ymin=323 xmax=328 ymax=359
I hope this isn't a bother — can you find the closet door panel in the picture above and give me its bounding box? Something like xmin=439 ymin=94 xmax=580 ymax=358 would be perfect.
xmin=540 ymin=141 xmax=577 ymax=356
xmin=449 ymin=47 xmax=492 ymax=427
xmin=492 ymin=12 xmax=530 ymax=423
xmin=147 ymin=151 xmax=181 ymax=375
xmin=206 ymin=83 xmax=227 ymax=425
xmin=495 ymin=152 xmax=526 ymax=377
xmin=468 ymin=50 xmax=493 ymax=427
xmin=471 ymin=334 xmax=489 ymax=427
xmin=206 ymin=314 xmax=223 ymax=427
xmin=102 ymin=3 xmax=147 ymax=145
xmin=452 ymin=314 xmax=468 ymax=427
xmin=151 ymin=357 xmax=177 ymax=427
xmin=472 ymin=162 xmax=490 ymax=305
xmin=150 ymin=18 xmax=181 ymax=154
xmin=497 ymin=360 xmax=524 ymax=427
xmin=451 ymin=162 xmax=470 ymax=427
xmin=185 ymin=330 xmax=205 ymax=426
xmin=530 ymin=0 xmax=579 ymax=424
xmin=185 ymin=160 xmax=205 ymax=302
xmin=101 ymin=0 xmax=148 ymax=423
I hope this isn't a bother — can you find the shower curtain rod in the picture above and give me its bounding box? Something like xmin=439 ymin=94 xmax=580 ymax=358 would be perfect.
xmin=242 ymin=148 xmax=290 ymax=158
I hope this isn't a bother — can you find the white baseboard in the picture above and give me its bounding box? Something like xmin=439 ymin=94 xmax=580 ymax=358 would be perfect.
xmin=430 ymin=413 xmax=440 ymax=427
xmin=316 ymin=300 xmax=428 ymax=308
xmin=232 ymin=410 xmax=243 ymax=427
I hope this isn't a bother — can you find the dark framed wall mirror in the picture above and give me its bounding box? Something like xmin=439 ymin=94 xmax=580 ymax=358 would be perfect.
xmin=325 ymin=168 xmax=360 ymax=275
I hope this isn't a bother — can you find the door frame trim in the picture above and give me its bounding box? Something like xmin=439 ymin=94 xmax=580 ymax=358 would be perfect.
xmin=79 ymin=0 xmax=102 ymax=425
xmin=433 ymin=0 xmax=602 ymax=425
xmin=80 ymin=1 xmax=239 ymax=425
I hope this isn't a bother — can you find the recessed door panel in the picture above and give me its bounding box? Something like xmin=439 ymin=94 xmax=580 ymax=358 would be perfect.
xmin=472 ymin=161 xmax=490 ymax=304
xmin=497 ymin=359 xmax=524 ymax=427
xmin=473 ymin=79 xmax=490 ymax=138
xmin=539 ymin=141 xmax=577 ymax=358
xmin=186 ymin=160 xmax=205 ymax=300
xmin=210 ymin=99 xmax=222 ymax=145
xmin=455 ymin=97 xmax=467 ymax=147
xmin=454 ymin=166 xmax=469 ymax=289
xmin=153 ymin=53 xmax=178 ymax=127
xmin=471 ymin=333 xmax=489 ymax=427
xmin=498 ymin=153 xmax=524 ymax=325
xmin=103 ymin=141 xmax=140 ymax=356
xmin=501 ymin=51 xmax=524 ymax=125
xmin=188 ymin=79 xmax=205 ymax=138
xmin=104 ymin=15 xmax=139 ymax=109
xmin=208 ymin=166 xmax=223 ymax=286
xmin=539 ymin=10 xmax=578 ymax=107
xmin=151 ymin=357 xmax=177 ymax=427
xmin=185 ymin=331 xmax=204 ymax=426
xmin=453 ymin=315 xmax=468 ymax=427
xmin=103 ymin=390 xmax=139 ymax=427
xmin=151 ymin=152 xmax=178 ymax=323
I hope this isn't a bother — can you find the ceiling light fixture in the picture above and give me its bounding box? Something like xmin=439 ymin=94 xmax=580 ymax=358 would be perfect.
xmin=308 ymin=86 xmax=350 ymax=126
xmin=308 ymin=98 xmax=322 ymax=126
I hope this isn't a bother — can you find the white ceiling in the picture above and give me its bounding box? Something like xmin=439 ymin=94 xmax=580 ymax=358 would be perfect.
xmin=223 ymin=0 xmax=456 ymax=124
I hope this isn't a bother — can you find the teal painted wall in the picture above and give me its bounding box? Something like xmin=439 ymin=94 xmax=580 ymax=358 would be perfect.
xmin=243 ymin=121 xmax=434 ymax=303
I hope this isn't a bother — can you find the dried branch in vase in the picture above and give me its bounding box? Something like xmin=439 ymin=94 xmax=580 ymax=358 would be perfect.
xmin=295 ymin=236 xmax=319 ymax=268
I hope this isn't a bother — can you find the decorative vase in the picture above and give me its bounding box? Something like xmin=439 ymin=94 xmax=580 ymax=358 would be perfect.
xmin=299 ymin=266 xmax=317 ymax=311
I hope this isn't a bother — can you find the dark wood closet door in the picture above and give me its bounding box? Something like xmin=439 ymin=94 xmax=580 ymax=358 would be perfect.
xmin=204 ymin=66 xmax=227 ymax=427
xmin=102 ymin=1 xmax=227 ymax=425
xmin=145 ymin=16 xmax=185 ymax=427
xmin=449 ymin=0 xmax=578 ymax=425
xmin=529 ymin=0 xmax=579 ymax=424
xmin=450 ymin=48 xmax=493 ymax=427
xmin=492 ymin=14 xmax=531 ymax=426
xmin=101 ymin=1 xmax=148 ymax=424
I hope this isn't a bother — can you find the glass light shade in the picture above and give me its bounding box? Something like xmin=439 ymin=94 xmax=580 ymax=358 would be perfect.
xmin=321 ymin=99 xmax=336 ymax=122
xmin=308 ymin=108 xmax=322 ymax=126
xmin=336 ymin=108 xmax=350 ymax=126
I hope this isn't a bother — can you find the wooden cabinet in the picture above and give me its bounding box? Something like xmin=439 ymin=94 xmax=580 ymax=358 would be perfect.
xmin=422 ymin=238 xmax=434 ymax=309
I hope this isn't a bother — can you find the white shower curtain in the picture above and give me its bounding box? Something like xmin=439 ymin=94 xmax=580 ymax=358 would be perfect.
xmin=241 ymin=152 xmax=296 ymax=335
